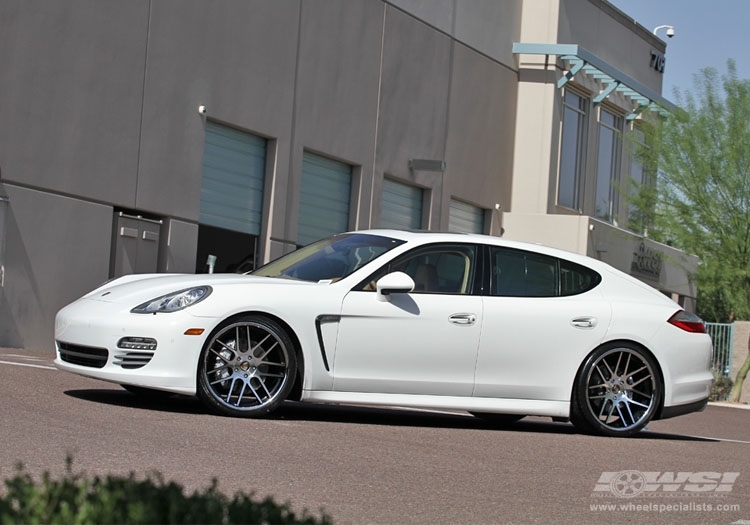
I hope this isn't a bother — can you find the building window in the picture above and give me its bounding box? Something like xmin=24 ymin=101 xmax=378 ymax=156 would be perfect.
xmin=627 ymin=127 xmax=652 ymax=234
xmin=298 ymin=152 xmax=352 ymax=246
xmin=197 ymin=122 xmax=266 ymax=273
xmin=594 ymin=109 xmax=623 ymax=223
xmin=381 ymin=178 xmax=423 ymax=230
xmin=448 ymin=199 xmax=485 ymax=234
xmin=558 ymin=90 xmax=588 ymax=210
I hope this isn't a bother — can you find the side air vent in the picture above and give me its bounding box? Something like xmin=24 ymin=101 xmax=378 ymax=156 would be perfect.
xmin=113 ymin=351 xmax=154 ymax=370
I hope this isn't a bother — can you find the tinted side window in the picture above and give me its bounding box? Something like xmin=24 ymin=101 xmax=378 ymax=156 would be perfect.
xmin=560 ymin=259 xmax=601 ymax=296
xmin=491 ymin=248 xmax=558 ymax=297
xmin=490 ymin=247 xmax=600 ymax=298
xmin=356 ymin=244 xmax=477 ymax=295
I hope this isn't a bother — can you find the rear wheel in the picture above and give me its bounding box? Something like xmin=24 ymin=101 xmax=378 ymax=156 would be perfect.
xmin=572 ymin=343 xmax=661 ymax=437
xmin=197 ymin=315 xmax=297 ymax=418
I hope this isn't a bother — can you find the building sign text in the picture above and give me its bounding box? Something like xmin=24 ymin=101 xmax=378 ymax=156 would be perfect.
xmin=631 ymin=242 xmax=663 ymax=280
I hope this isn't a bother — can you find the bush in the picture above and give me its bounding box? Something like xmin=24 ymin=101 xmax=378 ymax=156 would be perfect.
xmin=0 ymin=457 xmax=331 ymax=525
xmin=710 ymin=367 xmax=734 ymax=402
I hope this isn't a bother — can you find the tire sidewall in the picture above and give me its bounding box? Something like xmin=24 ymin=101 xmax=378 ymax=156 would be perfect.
xmin=197 ymin=314 xmax=298 ymax=418
xmin=573 ymin=342 xmax=661 ymax=437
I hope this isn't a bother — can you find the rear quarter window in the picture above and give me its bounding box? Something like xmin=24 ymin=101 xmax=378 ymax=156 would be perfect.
xmin=491 ymin=246 xmax=601 ymax=297
xmin=560 ymin=259 xmax=601 ymax=296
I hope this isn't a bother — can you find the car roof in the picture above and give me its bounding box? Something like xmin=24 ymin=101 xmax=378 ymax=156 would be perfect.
xmin=349 ymin=229 xmax=672 ymax=304
xmin=348 ymin=229 xmax=601 ymax=268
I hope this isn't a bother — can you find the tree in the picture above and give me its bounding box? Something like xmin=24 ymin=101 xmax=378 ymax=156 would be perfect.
xmin=634 ymin=60 xmax=750 ymax=401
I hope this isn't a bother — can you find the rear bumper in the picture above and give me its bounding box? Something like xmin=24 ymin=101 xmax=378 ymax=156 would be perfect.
xmin=656 ymin=396 xmax=708 ymax=420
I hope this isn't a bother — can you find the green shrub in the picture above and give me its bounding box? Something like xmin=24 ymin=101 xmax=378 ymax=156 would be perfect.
xmin=0 ymin=457 xmax=331 ymax=525
xmin=709 ymin=367 xmax=734 ymax=402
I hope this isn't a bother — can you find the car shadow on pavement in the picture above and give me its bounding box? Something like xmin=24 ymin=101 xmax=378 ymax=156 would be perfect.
xmin=63 ymin=388 xmax=210 ymax=415
xmin=61 ymin=391 xmax=716 ymax=442
xmin=273 ymin=402 xmax=716 ymax=442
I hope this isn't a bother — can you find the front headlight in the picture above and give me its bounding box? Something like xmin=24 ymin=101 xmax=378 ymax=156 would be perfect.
xmin=131 ymin=286 xmax=212 ymax=314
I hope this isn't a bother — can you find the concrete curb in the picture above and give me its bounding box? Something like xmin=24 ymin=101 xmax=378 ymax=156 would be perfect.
xmin=708 ymin=401 xmax=750 ymax=410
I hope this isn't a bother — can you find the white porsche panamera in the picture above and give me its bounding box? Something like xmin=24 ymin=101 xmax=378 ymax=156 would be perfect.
xmin=54 ymin=230 xmax=712 ymax=437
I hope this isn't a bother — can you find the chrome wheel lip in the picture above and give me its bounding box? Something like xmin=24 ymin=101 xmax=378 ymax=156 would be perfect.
xmin=201 ymin=320 xmax=291 ymax=411
xmin=584 ymin=347 xmax=657 ymax=432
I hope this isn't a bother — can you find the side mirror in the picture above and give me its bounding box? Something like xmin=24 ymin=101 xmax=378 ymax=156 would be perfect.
xmin=376 ymin=271 xmax=414 ymax=301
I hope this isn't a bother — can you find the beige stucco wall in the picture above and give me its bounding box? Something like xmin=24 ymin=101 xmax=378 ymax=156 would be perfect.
xmin=557 ymin=0 xmax=666 ymax=94
xmin=511 ymin=0 xmax=671 ymax=221
xmin=502 ymin=212 xmax=698 ymax=308
xmin=730 ymin=321 xmax=750 ymax=404
xmin=507 ymin=0 xmax=695 ymax=306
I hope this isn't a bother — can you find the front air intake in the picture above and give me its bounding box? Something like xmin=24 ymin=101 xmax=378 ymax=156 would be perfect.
xmin=57 ymin=342 xmax=108 ymax=368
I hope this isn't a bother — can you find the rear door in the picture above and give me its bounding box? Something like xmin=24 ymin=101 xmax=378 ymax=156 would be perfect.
xmin=474 ymin=247 xmax=611 ymax=401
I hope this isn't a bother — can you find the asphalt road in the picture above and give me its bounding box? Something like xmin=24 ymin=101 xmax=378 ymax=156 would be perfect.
xmin=1 ymin=349 xmax=749 ymax=524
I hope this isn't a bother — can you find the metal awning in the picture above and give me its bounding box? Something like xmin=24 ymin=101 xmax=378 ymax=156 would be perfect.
xmin=512 ymin=43 xmax=678 ymax=120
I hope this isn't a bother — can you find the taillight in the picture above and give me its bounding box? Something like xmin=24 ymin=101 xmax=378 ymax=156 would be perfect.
xmin=667 ymin=310 xmax=707 ymax=333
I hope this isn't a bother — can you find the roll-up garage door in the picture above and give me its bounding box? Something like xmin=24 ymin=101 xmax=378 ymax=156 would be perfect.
xmin=200 ymin=121 xmax=266 ymax=235
xmin=449 ymin=199 xmax=485 ymax=234
xmin=380 ymin=178 xmax=423 ymax=230
xmin=297 ymin=152 xmax=352 ymax=246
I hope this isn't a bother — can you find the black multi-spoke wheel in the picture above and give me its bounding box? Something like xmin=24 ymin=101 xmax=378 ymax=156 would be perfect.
xmin=572 ymin=343 xmax=661 ymax=437
xmin=197 ymin=315 xmax=297 ymax=417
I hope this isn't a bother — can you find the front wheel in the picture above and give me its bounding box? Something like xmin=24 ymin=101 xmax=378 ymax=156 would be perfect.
xmin=197 ymin=315 xmax=297 ymax=418
xmin=572 ymin=343 xmax=661 ymax=437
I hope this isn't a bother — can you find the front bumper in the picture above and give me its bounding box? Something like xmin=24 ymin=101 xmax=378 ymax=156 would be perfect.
xmin=54 ymin=297 xmax=219 ymax=395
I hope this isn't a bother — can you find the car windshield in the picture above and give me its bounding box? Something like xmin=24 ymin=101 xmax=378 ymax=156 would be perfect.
xmin=251 ymin=233 xmax=405 ymax=282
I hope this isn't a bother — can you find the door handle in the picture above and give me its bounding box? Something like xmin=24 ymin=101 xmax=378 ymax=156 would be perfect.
xmin=449 ymin=313 xmax=477 ymax=326
xmin=571 ymin=316 xmax=597 ymax=329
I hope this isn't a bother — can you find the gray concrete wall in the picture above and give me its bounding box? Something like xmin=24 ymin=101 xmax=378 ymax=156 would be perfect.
xmin=558 ymin=0 xmax=666 ymax=94
xmin=0 ymin=0 xmax=525 ymax=350
xmin=0 ymin=0 xmax=654 ymax=352
xmin=286 ymin=0 xmax=385 ymax=242
xmin=454 ymin=0 xmax=523 ymax=65
xmin=443 ymin=43 xmax=518 ymax=232
xmin=0 ymin=1 xmax=147 ymax=206
xmin=0 ymin=184 xmax=112 ymax=352
xmin=372 ymin=6 xmax=453 ymax=229
xmin=137 ymin=1 xmax=300 ymax=221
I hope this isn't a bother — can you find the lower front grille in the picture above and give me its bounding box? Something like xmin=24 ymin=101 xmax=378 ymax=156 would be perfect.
xmin=57 ymin=342 xmax=108 ymax=368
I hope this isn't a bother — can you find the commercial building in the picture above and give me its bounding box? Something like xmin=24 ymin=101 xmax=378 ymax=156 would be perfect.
xmin=0 ymin=0 xmax=696 ymax=351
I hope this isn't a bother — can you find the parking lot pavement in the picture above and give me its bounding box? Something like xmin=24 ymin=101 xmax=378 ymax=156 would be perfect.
xmin=0 ymin=350 xmax=56 ymax=369
xmin=1 ymin=349 xmax=749 ymax=524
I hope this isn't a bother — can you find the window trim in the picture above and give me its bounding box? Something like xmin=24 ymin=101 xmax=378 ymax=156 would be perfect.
xmin=626 ymin=125 xmax=654 ymax=235
xmin=594 ymin=106 xmax=624 ymax=223
xmin=487 ymin=245 xmax=602 ymax=298
xmin=557 ymin=89 xmax=589 ymax=212
xmin=354 ymin=242 xmax=483 ymax=296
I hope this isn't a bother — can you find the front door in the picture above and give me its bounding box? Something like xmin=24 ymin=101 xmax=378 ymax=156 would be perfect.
xmin=332 ymin=243 xmax=483 ymax=396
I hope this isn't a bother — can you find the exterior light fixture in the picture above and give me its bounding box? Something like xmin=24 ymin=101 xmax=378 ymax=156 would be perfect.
xmin=408 ymin=159 xmax=446 ymax=172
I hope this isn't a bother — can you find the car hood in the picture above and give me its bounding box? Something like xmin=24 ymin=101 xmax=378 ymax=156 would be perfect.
xmin=82 ymin=273 xmax=315 ymax=305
